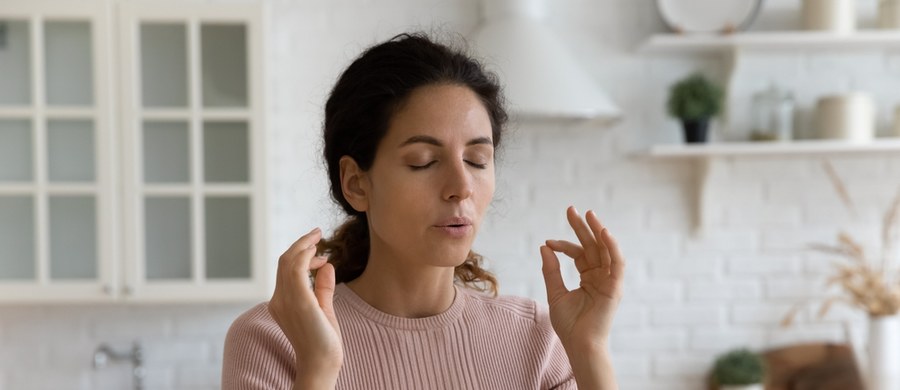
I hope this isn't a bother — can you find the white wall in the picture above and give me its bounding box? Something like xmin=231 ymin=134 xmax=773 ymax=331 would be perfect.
xmin=3 ymin=0 xmax=900 ymax=389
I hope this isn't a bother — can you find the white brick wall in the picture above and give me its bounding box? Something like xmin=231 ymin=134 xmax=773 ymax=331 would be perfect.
xmin=2 ymin=0 xmax=900 ymax=389
xmin=0 ymin=304 xmax=248 ymax=389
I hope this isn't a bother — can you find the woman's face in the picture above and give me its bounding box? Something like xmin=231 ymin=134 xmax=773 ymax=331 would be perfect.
xmin=356 ymin=83 xmax=496 ymax=268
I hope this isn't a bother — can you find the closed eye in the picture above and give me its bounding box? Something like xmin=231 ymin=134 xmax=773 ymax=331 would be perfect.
xmin=409 ymin=161 xmax=437 ymax=170
xmin=466 ymin=160 xmax=488 ymax=169
xmin=410 ymin=160 xmax=488 ymax=170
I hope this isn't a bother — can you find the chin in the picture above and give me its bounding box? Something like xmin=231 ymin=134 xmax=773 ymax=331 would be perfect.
xmin=425 ymin=247 xmax=472 ymax=267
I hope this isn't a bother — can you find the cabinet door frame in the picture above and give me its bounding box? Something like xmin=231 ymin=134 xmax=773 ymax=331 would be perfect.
xmin=118 ymin=1 xmax=267 ymax=302
xmin=0 ymin=0 xmax=117 ymax=302
xmin=0 ymin=0 xmax=267 ymax=303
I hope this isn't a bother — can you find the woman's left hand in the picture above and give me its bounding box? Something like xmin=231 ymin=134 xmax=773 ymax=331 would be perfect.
xmin=540 ymin=206 xmax=625 ymax=353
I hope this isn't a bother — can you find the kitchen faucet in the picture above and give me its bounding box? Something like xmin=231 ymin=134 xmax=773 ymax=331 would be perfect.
xmin=93 ymin=342 xmax=146 ymax=390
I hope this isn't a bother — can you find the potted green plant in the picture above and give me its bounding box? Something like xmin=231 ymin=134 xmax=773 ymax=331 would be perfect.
xmin=667 ymin=73 xmax=724 ymax=143
xmin=711 ymin=348 xmax=766 ymax=390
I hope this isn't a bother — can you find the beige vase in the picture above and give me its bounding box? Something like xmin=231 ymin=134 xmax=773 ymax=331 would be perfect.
xmin=803 ymin=0 xmax=856 ymax=32
xmin=880 ymin=0 xmax=900 ymax=29
xmin=867 ymin=315 xmax=900 ymax=390
xmin=815 ymin=93 xmax=875 ymax=142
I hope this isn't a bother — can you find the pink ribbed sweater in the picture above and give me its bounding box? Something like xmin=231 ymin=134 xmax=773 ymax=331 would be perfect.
xmin=222 ymin=283 xmax=576 ymax=389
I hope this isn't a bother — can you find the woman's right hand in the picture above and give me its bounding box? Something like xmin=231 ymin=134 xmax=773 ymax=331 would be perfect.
xmin=268 ymin=227 xmax=343 ymax=386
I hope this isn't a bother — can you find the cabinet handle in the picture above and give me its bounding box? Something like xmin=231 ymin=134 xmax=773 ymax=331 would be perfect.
xmin=123 ymin=286 xmax=134 ymax=296
xmin=102 ymin=285 xmax=113 ymax=295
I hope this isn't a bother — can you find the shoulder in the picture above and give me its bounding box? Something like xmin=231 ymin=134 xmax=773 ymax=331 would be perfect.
xmin=463 ymin=288 xmax=555 ymax=336
xmin=222 ymin=302 xmax=295 ymax=389
xmin=225 ymin=302 xmax=290 ymax=348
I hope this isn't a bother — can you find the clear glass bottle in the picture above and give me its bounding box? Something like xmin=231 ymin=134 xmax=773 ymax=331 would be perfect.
xmin=751 ymin=85 xmax=795 ymax=142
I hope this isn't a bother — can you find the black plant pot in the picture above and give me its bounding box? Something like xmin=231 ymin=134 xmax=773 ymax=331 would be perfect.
xmin=681 ymin=119 xmax=710 ymax=143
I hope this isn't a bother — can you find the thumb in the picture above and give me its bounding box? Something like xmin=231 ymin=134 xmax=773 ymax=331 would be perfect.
xmin=540 ymin=245 xmax=569 ymax=305
xmin=314 ymin=262 xmax=339 ymax=327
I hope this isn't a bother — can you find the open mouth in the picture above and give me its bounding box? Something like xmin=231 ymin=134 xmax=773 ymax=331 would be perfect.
xmin=435 ymin=224 xmax=471 ymax=238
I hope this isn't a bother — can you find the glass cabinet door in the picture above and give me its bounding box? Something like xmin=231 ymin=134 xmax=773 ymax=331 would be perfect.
xmin=0 ymin=19 xmax=37 ymax=283
xmin=0 ymin=2 xmax=113 ymax=301
xmin=0 ymin=1 xmax=262 ymax=302
xmin=122 ymin=3 xmax=264 ymax=301
xmin=0 ymin=20 xmax=31 ymax=105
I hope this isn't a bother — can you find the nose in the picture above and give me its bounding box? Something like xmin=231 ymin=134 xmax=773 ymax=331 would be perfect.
xmin=442 ymin=159 xmax=474 ymax=202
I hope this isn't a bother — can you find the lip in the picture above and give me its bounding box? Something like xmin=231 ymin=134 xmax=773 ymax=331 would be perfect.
xmin=433 ymin=216 xmax=473 ymax=238
xmin=434 ymin=225 xmax=472 ymax=238
xmin=434 ymin=216 xmax=473 ymax=227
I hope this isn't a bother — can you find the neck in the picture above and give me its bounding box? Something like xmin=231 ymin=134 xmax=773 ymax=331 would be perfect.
xmin=345 ymin=241 xmax=457 ymax=318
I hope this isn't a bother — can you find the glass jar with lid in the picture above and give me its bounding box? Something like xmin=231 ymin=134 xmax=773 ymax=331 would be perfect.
xmin=750 ymin=84 xmax=795 ymax=142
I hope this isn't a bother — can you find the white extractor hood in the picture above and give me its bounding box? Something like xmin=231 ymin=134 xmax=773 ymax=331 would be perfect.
xmin=470 ymin=0 xmax=621 ymax=120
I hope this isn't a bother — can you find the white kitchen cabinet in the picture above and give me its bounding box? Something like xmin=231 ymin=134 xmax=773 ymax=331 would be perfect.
xmin=0 ymin=0 xmax=267 ymax=303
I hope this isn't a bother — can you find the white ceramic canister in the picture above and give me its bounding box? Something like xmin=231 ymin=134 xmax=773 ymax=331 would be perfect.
xmin=803 ymin=0 xmax=856 ymax=33
xmin=879 ymin=0 xmax=900 ymax=29
xmin=815 ymin=93 xmax=876 ymax=142
xmin=720 ymin=385 xmax=764 ymax=390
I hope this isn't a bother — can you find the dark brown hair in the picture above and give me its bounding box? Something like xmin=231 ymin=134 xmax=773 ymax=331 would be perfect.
xmin=316 ymin=32 xmax=507 ymax=296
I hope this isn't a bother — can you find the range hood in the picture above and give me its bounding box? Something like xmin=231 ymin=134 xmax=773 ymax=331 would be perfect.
xmin=469 ymin=0 xmax=621 ymax=120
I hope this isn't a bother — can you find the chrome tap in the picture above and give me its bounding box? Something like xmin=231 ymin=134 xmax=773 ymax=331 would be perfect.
xmin=93 ymin=342 xmax=146 ymax=390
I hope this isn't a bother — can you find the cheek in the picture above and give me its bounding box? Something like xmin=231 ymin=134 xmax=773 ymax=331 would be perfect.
xmin=475 ymin=170 xmax=496 ymax=208
xmin=368 ymin=172 xmax=429 ymax=223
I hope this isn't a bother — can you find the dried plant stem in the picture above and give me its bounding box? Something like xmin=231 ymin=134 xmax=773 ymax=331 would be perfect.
xmin=822 ymin=160 xmax=857 ymax=217
xmin=784 ymin=160 xmax=900 ymax=321
xmin=782 ymin=301 xmax=808 ymax=327
xmin=883 ymin=187 xmax=900 ymax=278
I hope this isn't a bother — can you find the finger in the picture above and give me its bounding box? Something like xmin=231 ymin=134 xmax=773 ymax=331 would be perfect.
xmin=293 ymin=245 xmax=319 ymax=282
xmin=586 ymin=210 xmax=612 ymax=272
xmin=545 ymin=239 xmax=583 ymax=259
xmin=540 ymin=245 xmax=569 ymax=304
xmin=284 ymin=227 xmax=323 ymax=258
xmin=277 ymin=229 xmax=322 ymax=289
xmin=278 ymin=245 xmax=319 ymax=297
xmin=566 ymin=206 xmax=603 ymax=267
xmin=314 ymin=262 xmax=339 ymax=328
xmin=545 ymin=239 xmax=590 ymax=272
xmin=309 ymin=255 xmax=328 ymax=270
xmin=308 ymin=255 xmax=329 ymax=285
xmin=602 ymin=229 xmax=626 ymax=280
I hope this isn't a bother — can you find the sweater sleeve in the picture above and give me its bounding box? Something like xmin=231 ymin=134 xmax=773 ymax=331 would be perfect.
xmin=546 ymin=340 xmax=577 ymax=390
xmin=222 ymin=303 xmax=296 ymax=390
xmin=535 ymin=301 xmax=577 ymax=390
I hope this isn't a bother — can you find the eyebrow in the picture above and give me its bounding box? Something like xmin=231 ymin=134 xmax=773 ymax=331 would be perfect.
xmin=399 ymin=135 xmax=493 ymax=147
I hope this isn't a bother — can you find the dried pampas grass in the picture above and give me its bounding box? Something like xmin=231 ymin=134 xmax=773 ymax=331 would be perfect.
xmin=782 ymin=160 xmax=900 ymax=326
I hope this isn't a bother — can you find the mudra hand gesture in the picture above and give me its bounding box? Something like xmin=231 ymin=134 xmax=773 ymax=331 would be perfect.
xmin=268 ymin=228 xmax=344 ymax=386
xmin=540 ymin=206 xmax=625 ymax=353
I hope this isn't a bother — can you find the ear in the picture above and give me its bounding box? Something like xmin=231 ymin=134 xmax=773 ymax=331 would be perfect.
xmin=339 ymin=156 xmax=370 ymax=212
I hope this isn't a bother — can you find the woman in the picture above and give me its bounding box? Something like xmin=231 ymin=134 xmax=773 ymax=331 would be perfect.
xmin=223 ymin=33 xmax=625 ymax=389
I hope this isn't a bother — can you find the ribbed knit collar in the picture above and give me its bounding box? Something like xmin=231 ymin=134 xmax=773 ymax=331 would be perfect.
xmin=334 ymin=283 xmax=467 ymax=331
